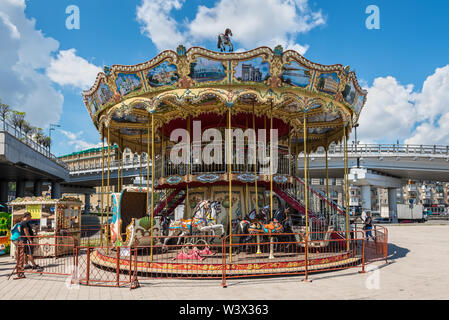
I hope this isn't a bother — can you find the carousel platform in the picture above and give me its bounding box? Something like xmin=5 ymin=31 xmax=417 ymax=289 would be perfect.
xmin=90 ymin=247 xmax=361 ymax=277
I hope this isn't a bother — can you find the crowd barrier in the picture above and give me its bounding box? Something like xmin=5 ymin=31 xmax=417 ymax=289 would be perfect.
xmin=10 ymin=226 xmax=388 ymax=289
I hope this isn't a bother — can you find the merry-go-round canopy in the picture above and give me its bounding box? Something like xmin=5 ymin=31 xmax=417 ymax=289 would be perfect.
xmin=82 ymin=45 xmax=367 ymax=154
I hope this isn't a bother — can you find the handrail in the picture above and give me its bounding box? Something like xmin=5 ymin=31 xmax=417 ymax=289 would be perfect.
xmin=309 ymin=143 xmax=449 ymax=156
xmin=292 ymin=175 xmax=346 ymax=214
xmin=0 ymin=118 xmax=68 ymax=169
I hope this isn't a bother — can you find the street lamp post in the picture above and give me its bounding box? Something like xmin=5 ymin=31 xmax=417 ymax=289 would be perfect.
xmin=49 ymin=123 xmax=61 ymax=154
xmin=354 ymin=123 xmax=360 ymax=152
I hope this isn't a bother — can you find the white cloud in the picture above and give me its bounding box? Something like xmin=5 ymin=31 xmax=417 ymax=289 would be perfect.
xmin=358 ymin=77 xmax=417 ymax=143
xmin=0 ymin=1 xmax=101 ymax=129
xmin=405 ymin=65 xmax=449 ymax=145
xmin=59 ymin=130 xmax=101 ymax=151
xmin=358 ymin=65 xmax=449 ymax=145
xmin=136 ymin=0 xmax=186 ymax=51
xmin=46 ymin=49 xmax=102 ymax=90
xmin=136 ymin=0 xmax=325 ymax=53
xmin=0 ymin=1 xmax=62 ymax=128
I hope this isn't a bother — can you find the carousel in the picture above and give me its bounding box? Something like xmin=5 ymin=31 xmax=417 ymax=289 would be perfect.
xmin=82 ymin=41 xmax=367 ymax=277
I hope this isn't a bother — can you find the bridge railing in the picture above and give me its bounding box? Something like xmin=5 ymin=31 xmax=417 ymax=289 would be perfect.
xmin=69 ymin=156 xmax=163 ymax=178
xmin=310 ymin=143 xmax=449 ymax=157
xmin=0 ymin=118 xmax=68 ymax=169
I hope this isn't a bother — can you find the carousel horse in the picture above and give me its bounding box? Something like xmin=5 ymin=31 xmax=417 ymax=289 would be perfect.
xmin=217 ymin=28 xmax=233 ymax=52
xmin=162 ymin=200 xmax=224 ymax=252
xmin=234 ymin=207 xmax=285 ymax=258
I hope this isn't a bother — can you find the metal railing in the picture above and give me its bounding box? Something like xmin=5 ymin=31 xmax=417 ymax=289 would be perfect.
xmin=10 ymin=226 xmax=388 ymax=288
xmin=310 ymin=143 xmax=449 ymax=157
xmin=0 ymin=118 xmax=68 ymax=169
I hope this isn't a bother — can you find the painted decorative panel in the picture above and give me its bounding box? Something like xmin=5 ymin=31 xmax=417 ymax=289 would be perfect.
xmin=281 ymin=61 xmax=311 ymax=88
xmin=189 ymin=57 xmax=226 ymax=83
xmin=147 ymin=61 xmax=179 ymax=87
xmin=115 ymin=73 xmax=142 ymax=96
xmin=316 ymin=72 xmax=340 ymax=95
xmin=234 ymin=57 xmax=270 ymax=83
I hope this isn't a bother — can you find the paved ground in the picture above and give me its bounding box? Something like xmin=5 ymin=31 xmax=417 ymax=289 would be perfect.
xmin=1 ymin=223 xmax=448 ymax=300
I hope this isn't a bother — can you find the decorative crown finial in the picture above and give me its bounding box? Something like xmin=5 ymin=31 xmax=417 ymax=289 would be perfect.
xmin=177 ymin=45 xmax=187 ymax=56
xmin=274 ymin=45 xmax=283 ymax=56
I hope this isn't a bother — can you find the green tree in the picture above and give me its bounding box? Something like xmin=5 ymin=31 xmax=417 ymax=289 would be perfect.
xmin=11 ymin=111 xmax=26 ymax=131
xmin=22 ymin=120 xmax=33 ymax=136
xmin=43 ymin=136 xmax=51 ymax=149
xmin=34 ymin=127 xmax=45 ymax=145
xmin=0 ymin=99 xmax=10 ymax=121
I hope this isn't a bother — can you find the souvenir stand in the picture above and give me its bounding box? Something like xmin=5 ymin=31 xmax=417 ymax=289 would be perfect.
xmin=9 ymin=197 xmax=82 ymax=257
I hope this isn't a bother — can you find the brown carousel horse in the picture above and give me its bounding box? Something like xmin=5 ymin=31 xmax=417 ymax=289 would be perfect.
xmin=235 ymin=206 xmax=285 ymax=259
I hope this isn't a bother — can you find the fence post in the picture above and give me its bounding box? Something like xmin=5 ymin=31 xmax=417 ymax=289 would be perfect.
xmin=116 ymin=247 xmax=120 ymax=287
xmin=303 ymin=235 xmax=309 ymax=282
xmin=221 ymin=236 xmax=227 ymax=288
xmin=86 ymin=247 xmax=91 ymax=286
xmin=384 ymin=228 xmax=388 ymax=264
xmin=359 ymin=232 xmax=366 ymax=273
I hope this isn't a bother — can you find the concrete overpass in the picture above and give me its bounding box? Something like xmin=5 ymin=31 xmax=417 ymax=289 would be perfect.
xmin=0 ymin=119 xmax=70 ymax=206
xmin=303 ymin=143 xmax=449 ymax=182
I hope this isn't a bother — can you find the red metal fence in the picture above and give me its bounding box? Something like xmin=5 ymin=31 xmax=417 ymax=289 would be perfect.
xmin=11 ymin=226 xmax=388 ymax=288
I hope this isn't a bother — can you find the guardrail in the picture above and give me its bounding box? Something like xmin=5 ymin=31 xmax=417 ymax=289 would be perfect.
xmin=0 ymin=118 xmax=68 ymax=169
xmin=310 ymin=143 xmax=449 ymax=157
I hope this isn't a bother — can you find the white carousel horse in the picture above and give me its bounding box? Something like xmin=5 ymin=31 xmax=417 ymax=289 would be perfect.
xmin=217 ymin=28 xmax=233 ymax=52
xmin=162 ymin=200 xmax=224 ymax=251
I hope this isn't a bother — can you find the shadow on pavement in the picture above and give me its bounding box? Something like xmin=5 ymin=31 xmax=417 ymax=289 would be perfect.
xmin=387 ymin=243 xmax=410 ymax=260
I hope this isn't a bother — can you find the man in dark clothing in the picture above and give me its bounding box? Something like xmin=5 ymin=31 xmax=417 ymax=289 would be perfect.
xmin=364 ymin=211 xmax=375 ymax=242
xmin=20 ymin=212 xmax=42 ymax=271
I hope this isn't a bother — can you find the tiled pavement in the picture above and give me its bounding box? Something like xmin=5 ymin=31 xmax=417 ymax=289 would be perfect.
xmin=1 ymin=224 xmax=449 ymax=300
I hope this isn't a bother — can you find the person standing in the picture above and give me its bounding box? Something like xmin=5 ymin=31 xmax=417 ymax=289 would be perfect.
xmin=364 ymin=211 xmax=375 ymax=242
xmin=19 ymin=212 xmax=42 ymax=271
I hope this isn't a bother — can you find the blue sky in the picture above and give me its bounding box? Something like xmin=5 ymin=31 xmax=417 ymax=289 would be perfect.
xmin=1 ymin=0 xmax=449 ymax=156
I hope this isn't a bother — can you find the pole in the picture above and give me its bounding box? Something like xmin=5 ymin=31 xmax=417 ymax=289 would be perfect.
xmin=344 ymin=126 xmax=350 ymax=249
xmin=326 ymin=148 xmax=330 ymax=224
xmin=150 ymin=114 xmax=155 ymax=261
xmin=303 ymin=113 xmax=309 ymax=282
xmin=270 ymin=102 xmax=273 ymax=220
xmin=146 ymin=120 xmax=150 ymax=258
xmin=101 ymin=136 xmax=105 ymax=246
xmin=252 ymin=102 xmax=259 ymax=215
xmin=140 ymin=131 xmax=143 ymax=187
xmin=106 ymin=127 xmax=111 ymax=249
xmin=186 ymin=116 xmax=191 ymax=218
xmin=228 ymin=108 xmax=233 ymax=261
xmin=253 ymin=102 xmax=261 ymax=255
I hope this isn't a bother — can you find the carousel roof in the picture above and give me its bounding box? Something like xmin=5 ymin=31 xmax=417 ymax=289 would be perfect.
xmin=82 ymin=45 xmax=367 ymax=153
